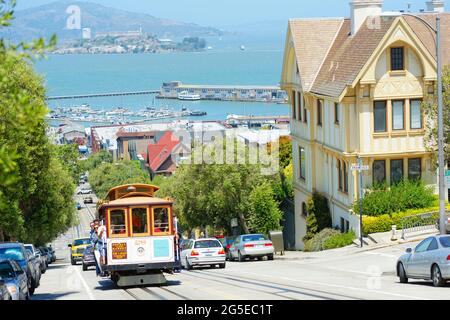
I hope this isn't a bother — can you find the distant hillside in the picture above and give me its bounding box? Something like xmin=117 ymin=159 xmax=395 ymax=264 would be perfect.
xmin=0 ymin=0 xmax=224 ymax=43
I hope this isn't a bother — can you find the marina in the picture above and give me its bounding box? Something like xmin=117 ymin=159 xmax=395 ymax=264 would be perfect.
xmin=47 ymin=104 xmax=208 ymax=125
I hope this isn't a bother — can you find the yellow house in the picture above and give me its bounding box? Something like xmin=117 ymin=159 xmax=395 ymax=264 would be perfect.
xmin=280 ymin=0 xmax=449 ymax=250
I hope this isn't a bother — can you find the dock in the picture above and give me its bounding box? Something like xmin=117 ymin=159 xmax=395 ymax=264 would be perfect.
xmin=157 ymin=81 xmax=288 ymax=103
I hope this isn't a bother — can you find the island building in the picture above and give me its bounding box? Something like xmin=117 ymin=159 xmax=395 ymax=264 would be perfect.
xmin=281 ymin=0 xmax=449 ymax=249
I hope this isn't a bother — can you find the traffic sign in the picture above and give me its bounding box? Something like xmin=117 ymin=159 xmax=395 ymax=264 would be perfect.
xmin=351 ymin=164 xmax=370 ymax=172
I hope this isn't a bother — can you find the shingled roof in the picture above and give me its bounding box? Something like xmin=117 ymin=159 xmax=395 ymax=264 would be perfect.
xmin=288 ymin=13 xmax=450 ymax=98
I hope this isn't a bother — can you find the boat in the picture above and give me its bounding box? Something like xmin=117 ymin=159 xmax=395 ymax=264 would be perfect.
xmin=240 ymin=45 xmax=246 ymax=51
xmin=177 ymin=91 xmax=201 ymax=101
xmin=190 ymin=111 xmax=207 ymax=117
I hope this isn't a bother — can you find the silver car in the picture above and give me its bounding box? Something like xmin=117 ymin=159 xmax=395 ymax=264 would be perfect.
xmin=397 ymin=235 xmax=450 ymax=287
xmin=180 ymin=239 xmax=226 ymax=270
xmin=229 ymin=234 xmax=274 ymax=262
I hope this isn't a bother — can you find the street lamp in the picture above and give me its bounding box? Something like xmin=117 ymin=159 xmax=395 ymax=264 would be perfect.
xmin=402 ymin=13 xmax=446 ymax=234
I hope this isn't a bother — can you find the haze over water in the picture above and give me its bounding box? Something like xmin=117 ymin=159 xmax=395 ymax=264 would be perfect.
xmin=34 ymin=35 xmax=289 ymax=125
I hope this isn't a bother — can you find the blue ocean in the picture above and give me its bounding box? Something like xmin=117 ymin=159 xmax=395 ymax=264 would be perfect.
xmin=34 ymin=34 xmax=288 ymax=125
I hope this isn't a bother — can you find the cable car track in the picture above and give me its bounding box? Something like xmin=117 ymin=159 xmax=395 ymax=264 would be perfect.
xmin=124 ymin=285 xmax=191 ymax=300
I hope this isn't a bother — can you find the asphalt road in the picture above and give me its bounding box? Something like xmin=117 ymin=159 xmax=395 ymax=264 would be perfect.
xmin=31 ymin=184 xmax=450 ymax=300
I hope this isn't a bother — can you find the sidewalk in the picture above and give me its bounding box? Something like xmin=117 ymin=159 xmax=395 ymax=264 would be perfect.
xmin=274 ymin=229 xmax=439 ymax=261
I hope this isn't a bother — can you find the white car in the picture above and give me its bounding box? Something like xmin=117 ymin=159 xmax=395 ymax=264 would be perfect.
xmin=77 ymin=188 xmax=92 ymax=195
xmin=180 ymin=238 xmax=226 ymax=270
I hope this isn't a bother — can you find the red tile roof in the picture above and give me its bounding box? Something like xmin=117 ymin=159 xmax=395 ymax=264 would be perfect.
xmin=147 ymin=131 xmax=180 ymax=173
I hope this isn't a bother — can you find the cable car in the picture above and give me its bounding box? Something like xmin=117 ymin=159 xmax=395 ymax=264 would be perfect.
xmin=97 ymin=184 xmax=180 ymax=287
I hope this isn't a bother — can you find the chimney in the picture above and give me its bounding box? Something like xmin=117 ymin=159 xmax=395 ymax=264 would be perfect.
xmin=350 ymin=0 xmax=383 ymax=35
xmin=426 ymin=0 xmax=445 ymax=12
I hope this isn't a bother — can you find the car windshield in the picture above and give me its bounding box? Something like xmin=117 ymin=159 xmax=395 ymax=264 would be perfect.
xmin=0 ymin=248 xmax=25 ymax=261
xmin=242 ymin=235 xmax=266 ymax=242
xmin=0 ymin=262 xmax=15 ymax=279
xmin=73 ymin=239 xmax=90 ymax=246
xmin=439 ymin=236 xmax=450 ymax=248
xmin=194 ymin=240 xmax=222 ymax=249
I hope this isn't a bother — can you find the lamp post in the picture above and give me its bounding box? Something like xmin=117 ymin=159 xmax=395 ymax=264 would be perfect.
xmin=402 ymin=13 xmax=446 ymax=234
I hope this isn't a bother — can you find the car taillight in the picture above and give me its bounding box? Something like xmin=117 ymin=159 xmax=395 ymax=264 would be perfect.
xmin=265 ymin=243 xmax=273 ymax=247
xmin=447 ymin=255 xmax=450 ymax=261
xmin=244 ymin=244 xmax=254 ymax=248
xmin=190 ymin=250 xmax=199 ymax=256
xmin=218 ymin=249 xmax=225 ymax=255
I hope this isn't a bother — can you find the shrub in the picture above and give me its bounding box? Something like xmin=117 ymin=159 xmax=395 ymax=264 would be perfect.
xmin=303 ymin=192 xmax=331 ymax=241
xmin=323 ymin=231 xmax=356 ymax=250
xmin=304 ymin=228 xmax=340 ymax=252
xmin=354 ymin=180 xmax=435 ymax=217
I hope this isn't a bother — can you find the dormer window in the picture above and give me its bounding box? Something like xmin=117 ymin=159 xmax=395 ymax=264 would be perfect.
xmin=391 ymin=47 xmax=404 ymax=71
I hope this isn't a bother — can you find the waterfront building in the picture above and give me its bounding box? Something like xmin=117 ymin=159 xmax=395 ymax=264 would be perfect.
xmin=281 ymin=0 xmax=449 ymax=249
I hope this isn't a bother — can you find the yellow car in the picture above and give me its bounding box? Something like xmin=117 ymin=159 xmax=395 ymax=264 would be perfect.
xmin=68 ymin=238 xmax=91 ymax=265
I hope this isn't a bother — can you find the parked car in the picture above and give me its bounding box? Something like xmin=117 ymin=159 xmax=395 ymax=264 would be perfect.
xmin=77 ymin=188 xmax=92 ymax=195
xmin=0 ymin=276 xmax=11 ymax=300
xmin=229 ymin=234 xmax=274 ymax=262
xmin=68 ymin=238 xmax=91 ymax=265
xmin=46 ymin=246 xmax=56 ymax=263
xmin=180 ymin=238 xmax=226 ymax=270
xmin=0 ymin=243 xmax=39 ymax=295
xmin=25 ymin=249 xmax=41 ymax=288
xmin=39 ymin=247 xmax=54 ymax=265
xmin=0 ymin=259 xmax=30 ymax=300
xmin=216 ymin=236 xmax=236 ymax=261
xmin=82 ymin=246 xmax=96 ymax=271
xmin=25 ymin=244 xmax=46 ymax=275
xmin=83 ymin=197 xmax=93 ymax=204
xmin=397 ymin=235 xmax=450 ymax=287
xmin=36 ymin=248 xmax=48 ymax=272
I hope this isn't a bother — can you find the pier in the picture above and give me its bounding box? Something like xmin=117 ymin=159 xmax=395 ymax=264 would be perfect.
xmin=46 ymin=90 xmax=160 ymax=101
xmin=158 ymin=81 xmax=288 ymax=103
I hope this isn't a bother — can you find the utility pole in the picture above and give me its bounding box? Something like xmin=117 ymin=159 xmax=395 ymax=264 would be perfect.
xmin=358 ymin=157 xmax=364 ymax=248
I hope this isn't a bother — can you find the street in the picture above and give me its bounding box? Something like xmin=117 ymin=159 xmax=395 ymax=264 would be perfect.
xmin=30 ymin=186 xmax=449 ymax=300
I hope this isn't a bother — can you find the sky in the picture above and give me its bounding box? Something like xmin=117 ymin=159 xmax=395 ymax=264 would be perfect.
xmin=15 ymin=0 xmax=445 ymax=27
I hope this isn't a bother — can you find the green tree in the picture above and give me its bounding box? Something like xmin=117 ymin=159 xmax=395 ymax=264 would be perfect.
xmin=54 ymin=144 xmax=82 ymax=183
xmin=248 ymin=182 xmax=283 ymax=234
xmin=303 ymin=192 xmax=332 ymax=242
xmin=89 ymin=160 xmax=151 ymax=199
xmin=423 ymin=65 xmax=450 ymax=166
xmin=83 ymin=150 xmax=113 ymax=171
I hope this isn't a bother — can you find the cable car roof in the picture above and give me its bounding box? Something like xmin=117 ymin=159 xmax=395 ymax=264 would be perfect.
xmin=99 ymin=196 xmax=172 ymax=209
xmin=105 ymin=184 xmax=160 ymax=201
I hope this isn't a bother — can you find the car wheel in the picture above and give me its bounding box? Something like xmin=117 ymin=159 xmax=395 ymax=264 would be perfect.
xmin=219 ymin=263 xmax=226 ymax=269
xmin=398 ymin=263 xmax=408 ymax=284
xmin=28 ymin=283 xmax=35 ymax=296
xmin=238 ymin=251 xmax=245 ymax=262
xmin=257 ymin=256 xmax=263 ymax=261
xmin=267 ymin=254 xmax=274 ymax=261
xmin=185 ymin=258 xmax=193 ymax=271
xmin=432 ymin=265 xmax=446 ymax=287
xmin=82 ymin=263 xmax=87 ymax=271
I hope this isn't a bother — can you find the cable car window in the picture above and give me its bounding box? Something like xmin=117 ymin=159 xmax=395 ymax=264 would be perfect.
xmin=132 ymin=207 xmax=149 ymax=236
xmin=110 ymin=209 xmax=127 ymax=237
xmin=153 ymin=207 xmax=170 ymax=234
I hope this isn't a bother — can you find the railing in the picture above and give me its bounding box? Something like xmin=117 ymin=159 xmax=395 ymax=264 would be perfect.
xmin=400 ymin=211 xmax=441 ymax=240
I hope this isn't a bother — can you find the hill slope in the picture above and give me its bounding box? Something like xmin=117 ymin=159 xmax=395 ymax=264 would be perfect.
xmin=1 ymin=1 xmax=223 ymax=42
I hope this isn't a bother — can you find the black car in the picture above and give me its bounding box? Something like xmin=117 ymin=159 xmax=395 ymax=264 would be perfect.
xmin=82 ymin=246 xmax=96 ymax=271
xmin=0 ymin=243 xmax=39 ymax=296
xmin=0 ymin=259 xmax=30 ymax=300
xmin=217 ymin=236 xmax=236 ymax=261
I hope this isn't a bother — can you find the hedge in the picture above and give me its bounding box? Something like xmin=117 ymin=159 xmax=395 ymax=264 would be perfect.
xmin=362 ymin=205 xmax=450 ymax=235
xmin=304 ymin=229 xmax=355 ymax=252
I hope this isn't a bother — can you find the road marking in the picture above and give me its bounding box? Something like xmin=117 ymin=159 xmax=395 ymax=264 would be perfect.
xmin=73 ymin=266 xmax=95 ymax=300
xmin=363 ymin=252 xmax=397 ymax=258
xmin=232 ymin=270 xmax=430 ymax=300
